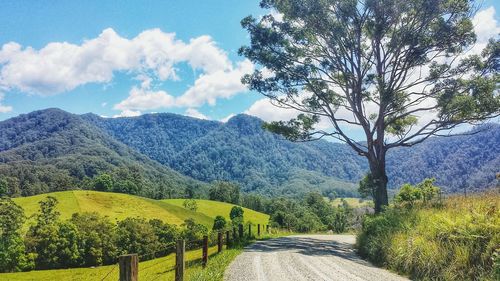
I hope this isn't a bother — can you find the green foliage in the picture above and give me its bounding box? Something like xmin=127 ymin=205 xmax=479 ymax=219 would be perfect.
xmin=229 ymin=206 xmax=244 ymax=225
xmin=116 ymin=217 xmax=161 ymax=260
xmin=0 ymin=198 xmax=33 ymax=272
xmin=183 ymin=198 xmax=198 ymax=212
xmin=92 ymin=173 xmax=113 ymax=192
xmin=394 ymin=178 xmax=440 ymax=207
xmin=358 ymin=173 xmax=375 ymax=199
xmin=70 ymin=212 xmax=118 ymax=266
xmin=209 ymin=181 xmax=240 ymax=204
xmin=148 ymin=219 xmax=180 ymax=255
xmin=357 ymin=193 xmax=500 ymax=280
xmin=181 ymin=218 xmax=208 ymax=248
xmin=0 ymin=177 xmax=7 ymax=196
xmin=0 ymin=108 xmax=208 ymax=199
xmin=86 ymin=112 xmax=364 ymax=197
xmin=212 ymin=215 xmax=227 ymax=231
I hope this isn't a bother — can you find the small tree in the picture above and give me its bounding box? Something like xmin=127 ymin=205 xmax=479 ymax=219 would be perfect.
xmin=212 ymin=215 xmax=227 ymax=231
xmin=230 ymin=206 xmax=244 ymax=225
xmin=240 ymin=0 xmax=500 ymax=213
xmin=92 ymin=173 xmax=113 ymax=192
xmin=0 ymin=198 xmax=33 ymax=272
xmin=183 ymin=199 xmax=198 ymax=212
xmin=25 ymin=197 xmax=81 ymax=269
xmin=209 ymin=181 xmax=240 ymax=204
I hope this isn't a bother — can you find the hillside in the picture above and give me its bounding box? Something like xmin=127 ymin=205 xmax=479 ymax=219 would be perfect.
xmin=0 ymin=109 xmax=207 ymax=198
xmin=85 ymin=113 xmax=364 ymax=196
xmin=1 ymin=109 xmax=498 ymax=198
xmin=13 ymin=190 xmax=270 ymax=228
xmin=85 ymin=111 xmax=500 ymax=194
xmin=165 ymin=199 xmax=270 ymax=226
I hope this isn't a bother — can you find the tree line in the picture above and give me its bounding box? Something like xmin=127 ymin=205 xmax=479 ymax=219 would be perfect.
xmin=0 ymin=196 xmax=209 ymax=273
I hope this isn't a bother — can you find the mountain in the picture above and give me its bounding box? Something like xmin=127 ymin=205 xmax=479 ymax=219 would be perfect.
xmin=85 ymin=112 xmax=499 ymax=194
xmin=386 ymin=124 xmax=500 ymax=193
xmin=1 ymin=108 xmax=498 ymax=198
xmin=0 ymin=109 xmax=207 ymax=198
xmin=85 ymin=113 xmax=365 ymax=197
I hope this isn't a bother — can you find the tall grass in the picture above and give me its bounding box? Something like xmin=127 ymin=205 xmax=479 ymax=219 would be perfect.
xmin=357 ymin=192 xmax=500 ymax=280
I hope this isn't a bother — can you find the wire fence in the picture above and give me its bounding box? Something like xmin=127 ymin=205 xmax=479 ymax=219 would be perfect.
xmin=114 ymin=223 xmax=270 ymax=281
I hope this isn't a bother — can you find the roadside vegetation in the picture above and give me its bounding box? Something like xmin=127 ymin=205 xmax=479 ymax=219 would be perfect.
xmin=0 ymin=192 xmax=269 ymax=274
xmin=357 ymin=179 xmax=499 ymax=281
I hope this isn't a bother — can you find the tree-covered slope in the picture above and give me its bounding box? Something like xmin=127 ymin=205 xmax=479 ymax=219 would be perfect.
xmin=86 ymin=113 xmax=364 ymax=196
xmin=386 ymin=124 xmax=500 ymax=193
xmin=0 ymin=109 xmax=207 ymax=198
xmin=86 ymin=112 xmax=499 ymax=194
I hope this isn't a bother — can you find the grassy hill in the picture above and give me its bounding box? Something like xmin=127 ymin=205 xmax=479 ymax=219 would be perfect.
xmin=165 ymin=199 xmax=270 ymax=226
xmin=13 ymin=190 xmax=269 ymax=228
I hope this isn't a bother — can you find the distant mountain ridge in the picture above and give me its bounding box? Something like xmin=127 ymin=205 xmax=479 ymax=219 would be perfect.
xmin=0 ymin=108 xmax=207 ymax=198
xmin=0 ymin=108 xmax=498 ymax=198
xmin=84 ymin=111 xmax=499 ymax=194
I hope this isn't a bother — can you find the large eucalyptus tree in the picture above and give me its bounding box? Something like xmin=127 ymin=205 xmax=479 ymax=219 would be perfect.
xmin=239 ymin=0 xmax=499 ymax=212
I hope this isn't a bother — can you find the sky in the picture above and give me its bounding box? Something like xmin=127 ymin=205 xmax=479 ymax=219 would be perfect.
xmin=0 ymin=0 xmax=499 ymax=130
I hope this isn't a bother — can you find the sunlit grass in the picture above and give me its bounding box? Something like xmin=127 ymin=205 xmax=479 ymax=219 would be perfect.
xmin=165 ymin=199 xmax=270 ymax=226
xmin=357 ymin=192 xmax=500 ymax=281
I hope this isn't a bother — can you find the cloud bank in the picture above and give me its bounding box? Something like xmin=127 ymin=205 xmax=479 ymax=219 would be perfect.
xmin=0 ymin=28 xmax=252 ymax=115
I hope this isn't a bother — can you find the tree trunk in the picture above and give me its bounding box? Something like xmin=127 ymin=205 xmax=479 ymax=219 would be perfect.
xmin=369 ymin=158 xmax=389 ymax=214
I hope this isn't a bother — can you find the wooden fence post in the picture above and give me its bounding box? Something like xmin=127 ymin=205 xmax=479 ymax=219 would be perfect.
xmin=218 ymin=232 xmax=223 ymax=253
xmin=266 ymin=224 xmax=269 ymax=233
xmin=226 ymin=230 xmax=231 ymax=249
xmin=175 ymin=239 xmax=185 ymax=281
xmin=238 ymin=224 xmax=243 ymax=239
xmin=202 ymin=235 xmax=208 ymax=268
xmin=258 ymin=224 xmax=260 ymax=236
xmin=119 ymin=254 xmax=138 ymax=281
xmin=248 ymin=224 xmax=251 ymax=237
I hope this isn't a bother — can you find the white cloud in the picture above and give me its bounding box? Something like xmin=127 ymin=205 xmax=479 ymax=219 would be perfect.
xmin=184 ymin=108 xmax=209 ymax=120
xmin=112 ymin=109 xmax=141 ymax=118
xmin=114 ymin=85 xmax=175 ymax=111
xmin=220 ymin=113 xmax=236 ymax=123
xmin=0 ymin=28 xmax=253 ymax=114
xmin=176 ymin=59 xmax=254 ymax=107
xmin=0 ymin=92 xmax=12 ymax=113
xmin=472 ymin=7 xmax=500 ymax=43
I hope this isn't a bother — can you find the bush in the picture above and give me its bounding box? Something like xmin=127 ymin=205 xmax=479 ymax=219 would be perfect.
xmin=357 ymin=192 xmax=500 ymax=280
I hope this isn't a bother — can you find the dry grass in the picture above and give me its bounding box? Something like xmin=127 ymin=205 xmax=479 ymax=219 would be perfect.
xmin=357 ymin=192 xmax=500 ymax=281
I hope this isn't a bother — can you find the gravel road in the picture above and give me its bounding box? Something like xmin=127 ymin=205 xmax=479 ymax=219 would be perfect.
xmin=224 ymin=235 xmax=409 ymax=281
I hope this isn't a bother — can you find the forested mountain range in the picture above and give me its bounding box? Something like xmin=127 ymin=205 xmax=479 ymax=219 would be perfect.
xmin=0 ymin=109 xmax=207 ymax=198
xmin=0 ymin=108 xmax=498 ymax=198
xmin=85 ymin=111 xmax=499 ymax=195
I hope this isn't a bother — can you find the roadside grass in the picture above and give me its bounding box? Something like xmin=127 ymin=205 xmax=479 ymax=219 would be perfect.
xmin=164 ymin=199 xmax=270 ymax=226
xmin=357 ymin=192 xmax=500 ymax=281
xmin=0 ymin=236 xmax=268 ymax=281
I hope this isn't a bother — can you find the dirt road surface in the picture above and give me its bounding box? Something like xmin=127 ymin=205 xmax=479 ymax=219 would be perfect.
xmin=224 ymin=235 xmax=409 ymax=281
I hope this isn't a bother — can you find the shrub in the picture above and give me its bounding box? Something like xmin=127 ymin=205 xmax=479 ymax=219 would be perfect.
xmin=357 ymin=192 xmax=500 ymax=280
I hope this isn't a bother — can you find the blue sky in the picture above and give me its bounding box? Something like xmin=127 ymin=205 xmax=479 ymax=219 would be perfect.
xmin=0 ymin=0 xmax=498 ymax=130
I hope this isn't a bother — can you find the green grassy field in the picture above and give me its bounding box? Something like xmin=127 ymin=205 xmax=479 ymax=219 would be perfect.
xmin=329 ymin=197 xmax=372 ymax=208
xmin=12 ymin=191 xmax=270 ymax=230
xmin=2 ymin=191 xmax=271 ymax=280
xmin=165 ymin=199 xmax=270 ymax=226
xmin=12 ymin=190 xmax=214 ymax=227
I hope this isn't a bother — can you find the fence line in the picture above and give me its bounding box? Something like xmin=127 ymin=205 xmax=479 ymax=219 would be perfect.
xmin=117 ymin=223 xmax=270 ymax=281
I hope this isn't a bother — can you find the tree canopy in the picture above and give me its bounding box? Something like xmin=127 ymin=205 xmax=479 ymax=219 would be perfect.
xmin=240 ymin=0 xmax=500 ymax=212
